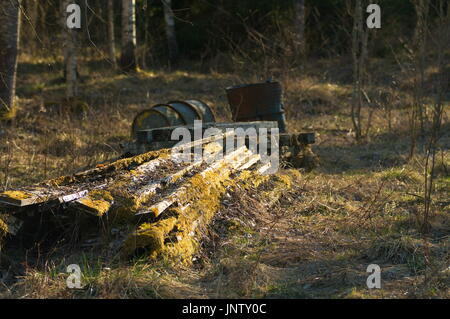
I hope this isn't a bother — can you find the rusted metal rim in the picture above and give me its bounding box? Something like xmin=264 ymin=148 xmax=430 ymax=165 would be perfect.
xmin=184 ymin=100 xmax=216 ymax=123
xmin=165 ymin=101 xmax=200 ymax=125
xmin=167 ymin=100 xmax=216 ymax=123
xmin=168 ymin=100 xmax=202 ymax=119
xmin=131 ymin=100 xmax=216 ymax=139
xmin=153 ymin=103 xmax=189 ymax=125
xmin=131 ymin=108 xmax=172 ymax=137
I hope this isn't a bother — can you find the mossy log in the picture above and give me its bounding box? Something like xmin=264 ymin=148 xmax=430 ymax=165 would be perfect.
xmin=0 ymin=128 xmax=301 ymax=265
xmin=120 ymin=166 xmax=299 ymax=265
xmin=136 ymin=146 xmax=252 ymax=218
xmin=120 ymin=146 xmax=260 ymax=262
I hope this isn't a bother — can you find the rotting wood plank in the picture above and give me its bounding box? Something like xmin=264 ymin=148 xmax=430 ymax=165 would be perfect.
xmin=133 ymin=143 xmax=223 ymax=202
xmin=71 ymin=142 xmax=224 ymax=216
xmin=0 ymin=189 xmax=89 ymax=208
xmin=135 ymin=146 xmax=253 ymax=218
xmin=237 ymin=154 xmax=261 ymax=170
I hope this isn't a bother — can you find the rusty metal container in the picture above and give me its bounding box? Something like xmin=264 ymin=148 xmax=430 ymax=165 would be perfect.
xmin=131 ymin=99 xmax=216 ymax=138
xmin=226 ymin=81 xmax=287 ymax=132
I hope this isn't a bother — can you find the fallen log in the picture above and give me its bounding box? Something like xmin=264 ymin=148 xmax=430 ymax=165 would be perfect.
xmin=121 ymin=145 xmax=260 ymax=261
xmin=135 ymin=145 xmax=252 ymax=218
xmin=0 ymin=127 xmax=303 ymax=266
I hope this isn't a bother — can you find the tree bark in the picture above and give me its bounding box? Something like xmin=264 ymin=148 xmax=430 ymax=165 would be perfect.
xmin=107 ymin=0 xmax=117 ymax=68
xmin=351 ymin=0 xmax=369 ymax=141
xmin=162 ymin=0 xmax=178 ymax=63
xmin=120 ymin=0 xmax=137 ymax=72
xmin=0 ymin=0 xmax=21 ymax=120
xmin=62 ymin=0 xmax=78 ymax=99
xmin=412 ymin=0 xmax=430 ymax=135
xmin=23 ymin=0 xmax=38 ymax=50
xmin=293 ymin=0 xmax=306 ymax=55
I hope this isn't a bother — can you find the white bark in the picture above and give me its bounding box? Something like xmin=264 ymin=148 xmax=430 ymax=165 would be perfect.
xmin=62 ymin=0 xmax=78 ymax=98
xmin=162 ymin=0 xmax=178 ymax=62
xmin=120 ymin=0 xmax=137 ymax=71
xmin=0 ymin=0 xmax=21 ymax=119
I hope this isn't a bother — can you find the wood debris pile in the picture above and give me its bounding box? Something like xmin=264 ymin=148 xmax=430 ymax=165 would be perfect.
xmin=0 ymin=131 xmax=298 ymax=264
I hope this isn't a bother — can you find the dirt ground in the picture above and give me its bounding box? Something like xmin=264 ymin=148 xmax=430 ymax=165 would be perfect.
xmin=0 ymin=54 xmax=448 ymax=298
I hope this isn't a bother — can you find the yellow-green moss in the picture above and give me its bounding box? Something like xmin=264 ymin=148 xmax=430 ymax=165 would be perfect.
xmin=46 ymin=148 xmax=170 ymax=187
xmin=259 ymin=170 xmax=300 ymax=204
xmin=119 ymin=163 xmax=233 ymax=265
xmin=77 ymin=190 xmax=114 ymax=216
xmin=0 ymin=216 xmax=8 ymax=235
xmin=1 ymin=190 xmax=34 ymax=200
xmin=0 ymin=103 xmax=17 ymax=121
xmin=226 ymin=170 xmax=271 ymax=190
xmin=157 ymin=169 xmax=231 ymax=264
xmin=119 ymin=166 xmax=303 ymax=265
xmin=121 ymin=217 xmax=178 ymax=258
xmin=0 ymin=215 xmax=8 ymax=248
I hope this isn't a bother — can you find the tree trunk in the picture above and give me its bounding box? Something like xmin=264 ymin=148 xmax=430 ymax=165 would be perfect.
xmin=0 ymin=0 xmax=21 ymax=121
xmin=412 ymin=0 xmax=430 ymax=135
xmin=28 ymin=0 xmax=38 ymax=27
xmin=293 ymin=0 xmax=306 ymax=55
xmin=23 ymin=0 xmax=38 ymax=50
xmin=120 ymin=0 xmax=137 ymax=72
xmin=350 ymin=0 xmax=369 ymax=141
xmin=162 ymin=0 xmax=178 ymax=63
xmin=62 ymin=0 xmax=78 ymax=99
xmin=107 ymin=0 xmax=117 ymax=68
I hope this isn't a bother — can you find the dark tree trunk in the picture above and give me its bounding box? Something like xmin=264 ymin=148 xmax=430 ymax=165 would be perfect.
xmin=62 ymin=0 xmax=78 ymax=98
xmin=120 ymin=0 xmax=137 ymax=72
xmin=23 ymin=0 xmax=38 ymax=50
xmin=293 ymin=0 xmax=306 ymax=55
xmin=107 ymin=0 xmax=117 ymax=68
xmin=0 ymin=0 xmax=21 ymax=120
xmin=162 ymin=0 xmax=178 ymax=63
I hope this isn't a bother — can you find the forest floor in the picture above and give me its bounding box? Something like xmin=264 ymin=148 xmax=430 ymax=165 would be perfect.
xmin=0 ymin=53 xmax=449 ymax=298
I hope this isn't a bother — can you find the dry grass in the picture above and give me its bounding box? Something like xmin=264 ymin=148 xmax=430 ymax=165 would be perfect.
xmin=0 ymin=52 xmax=449 ymax=299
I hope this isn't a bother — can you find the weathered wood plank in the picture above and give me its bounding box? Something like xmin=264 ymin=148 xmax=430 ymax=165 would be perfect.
xmin=0 ymin=189 xmax=89 ymax=208
xmin=136 ymin=146 xmax=253 ymax=217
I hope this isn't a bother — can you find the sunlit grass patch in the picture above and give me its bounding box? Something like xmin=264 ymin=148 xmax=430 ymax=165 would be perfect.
xmin=367 ymin=234 xmax=426 ymax=273
xmin=377 ymin=167 xmax=422 ymax=184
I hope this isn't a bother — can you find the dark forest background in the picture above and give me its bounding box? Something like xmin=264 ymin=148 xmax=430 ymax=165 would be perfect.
xmin=19 ymin=0 xmax=418 ymax=64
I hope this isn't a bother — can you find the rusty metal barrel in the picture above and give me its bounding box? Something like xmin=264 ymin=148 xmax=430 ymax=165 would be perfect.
xmin=226 ymin=81 xmax=287 ymax=132
xmin=131 ymin=99 xmax=216 ymax=138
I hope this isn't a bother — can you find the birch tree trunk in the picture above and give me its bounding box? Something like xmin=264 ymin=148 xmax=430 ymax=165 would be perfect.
xmin=0 ymin=0 xmax=21 ymax=120
xmin=120 ymin=0 xmax=137 ymax=72
xmin=162 ymin=0 xmax=178 ymax=63
xmin=293 ymin=0 xmax=306 ymax=55
xmin=62 ymin=0 xmax=78 ymax=99
xmin=107 ymin=0 xmax=117 ymax=68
